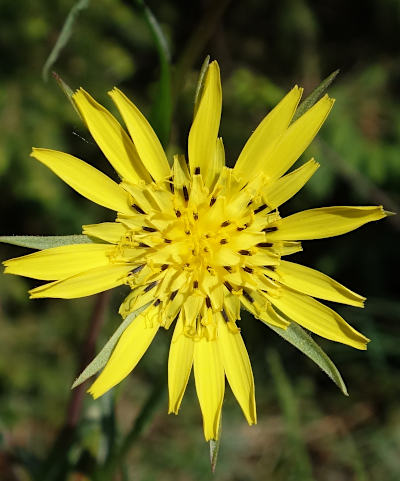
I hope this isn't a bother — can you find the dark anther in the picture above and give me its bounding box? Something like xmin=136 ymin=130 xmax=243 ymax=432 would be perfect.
xmin=183 ymin=185 xmax=189 ymax=202
xmin=154 ymin=299 xmax=161 ymax=306
xmin=144 ymin=281 xmax=157 ymax=292
xmin=175 ymin=209 xmax=182 ymax=218
xmin=238 ymin=249 xmax=251 ymax=256
xmin=247 ymin=200 xmax=253 ymax=207
xmin=164 ymin=238 xmax=172 ymax=244
xmin=243 ymin=290 xmax=254 ymax=303
xmin=185 ymin=263 xmax=190 ymax=267
xmin=220 ymin=238 xmax=228 ymax=244
xmin=222 ymin=310 xmax=229 ymax=323
xmin=206 ymin=266 xmax=212 ymax=272
xmin=205 ymin=297 xmax=212 ymax=309
xmin=243 ymin=266 xmax=254 ymax=274
xmin=186 ymin=230 xmax=191 ymax=235
xmin=194 ymin=167 xmax=200 ymax=175
xmin=203 ymin=247 xmax=209 ymax=253
xmin=237 ymin=224 xmax=248 ymax=231
xmin=210 ymin=197 xmax=216 ymax=206
xmin=132 ymin=203 xmax=146 ymax=215
xmin=168 ymin=176 xmax=174 ymax=193
xmin=138 ymin=242 xmax=150 ymax=248
xmin=263 ymin=226 xmax=278 ymax=233
xmin=223 ymin=266 xmax=232 ymax=272
xmin=193 ymin=280 xmax=199 ymax=289
xmin=221 ymin=220 xmax=231 ymax=227
xmin=254 ymin=204 xmax=267 ymax=214
xmin=170 ymin=290 xmax=178 ymax=301
xmin=193 ymin=212 xmax=199 ymax=220
xmin=224 ymin=281 xmax=233 ymax=292
xmin=132 ymin=264 xmax=144 ymax=274
xmin=161 ymin=264 xmax=168 ymax=271
xmin=257 ymin=242 xmax=273 ymax=248
xmin=264 ymin=265 xmax=276 ymax=271
xmin=142 ymin=226 xmax=156 ymax=232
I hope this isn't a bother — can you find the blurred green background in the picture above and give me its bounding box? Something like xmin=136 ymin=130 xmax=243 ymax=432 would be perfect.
xmin=0 ymin=0 xmax=399 ymax=480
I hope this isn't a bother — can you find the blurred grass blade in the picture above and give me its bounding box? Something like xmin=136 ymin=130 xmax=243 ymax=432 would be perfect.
xmin=0 ymin=235 xmax=92 ymax=250
xmin=194 ymin=55 xmax=210 ymax=117
xmin=267 ymin=322 xmax=348 ymax=395
xmin=209 ymin=416 xmax=221 ymax=473
xmin=42 ymin=0 xmax=90 ymax=81
xmin=72 ymin=303 xmax=151 ymax=389
xmin=267 ymin=350 xmax=315 ymax=481
xmin=134 ymin=0 xmax=172 ymax=147
xmin=292 ymin=69 xmax=340 ymax=122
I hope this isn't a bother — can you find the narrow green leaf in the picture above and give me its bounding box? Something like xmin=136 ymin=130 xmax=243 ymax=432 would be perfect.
xmin=209 ymin=416 xmax=221 ymax=473
xmin=292 ymin=69 xmax=340 ymax=122
xmin=42 ymin=0 xmax=90 ymax=81
xmin=0 ymin=235 xmax=93 ymax=250
xmin=194 ymin=55 xmax=210 ymax=117
xmin=71 ymin=303 xmax=151 ymax=389
xmin=267 ymin=322 xmax=348 ymax=395
xmin=134 ymin=0 xmax=172 ymax=147
xmin=52 ymin=72 xmax=83 ymax=121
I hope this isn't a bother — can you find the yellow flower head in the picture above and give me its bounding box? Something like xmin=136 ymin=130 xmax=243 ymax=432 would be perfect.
xmin=3 ymin=61 xmax=387 ymax=441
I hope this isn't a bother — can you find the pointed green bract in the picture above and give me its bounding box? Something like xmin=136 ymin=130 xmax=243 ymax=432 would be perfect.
xmin=0 ymin=235 xmax=93 ymax=250
xmin=267 ymin=322 xmax=348 ymax=396
xmin=209 ymin=417 xmax=222 ymax=473
xmin=72 ymin=302 xmax=151 ymax=389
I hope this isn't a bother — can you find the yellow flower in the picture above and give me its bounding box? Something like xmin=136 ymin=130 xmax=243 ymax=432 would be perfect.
xmin=3 ymin=61 xmax=387 ymax=441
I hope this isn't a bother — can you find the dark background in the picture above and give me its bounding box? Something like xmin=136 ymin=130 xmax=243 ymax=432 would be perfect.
xmin=0 ymin=0 xmax=399 ymax=480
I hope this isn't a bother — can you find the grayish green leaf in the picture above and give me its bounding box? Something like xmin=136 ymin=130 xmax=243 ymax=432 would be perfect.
xmin=267 ymin=322 xmax=348 ymax=396
xmin=194 ymin=55 xmax=210 ymax=117
xmin=0 ymin=235 xmax=93 ymax=250
xmin=42 ymin=0 xmax=90 ymax=81
xmin=71 ymin=303 xmax=151 ymax=389
xmin=292 ymin=69 xmax=340 ymax=122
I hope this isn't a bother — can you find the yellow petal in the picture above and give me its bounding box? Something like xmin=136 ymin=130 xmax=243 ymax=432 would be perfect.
xmin=188 ymin=61 xmax=222 ymax=179
xmin=262 ymin=94 xmax=334 ymax=181
xmin=218 ymin=317 xmax=256 ymax=425
xmin=262 ymin=158 xmax=319 ymax=210
xmin=168 ymin=315 xmax=194 ymax=413
xmin=277 ymin=260 xmax=365 ymax=307
xmin=73 ymin=88 xmax=150 ymax=183
xmin=88 ymin=306 xmax=159 ymax=399
xmin=234 ymin=85 xmax=303 ymax=180
xmin=31 ymin=148 xmax=131 ymax=214
xmin=267 ymin=206 xmax=387 ymax=241
xmin=83 ymin=222 xmax=127 ymax=243
xmin=29 ymin=264 xmax=132 ymax=299
xmin=109 ymin=88 xmax=170 ymax=182
xmin=194 ymin=335 xmax=225 ymax=441
xmin=4 ymin=243 xmax=114 ymax=280
xmin=267 ymin=287 xmax=369 ymax=349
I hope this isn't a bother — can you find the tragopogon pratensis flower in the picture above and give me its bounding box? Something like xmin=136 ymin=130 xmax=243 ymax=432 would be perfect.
xmin=3 ymin=61 xmax=387 ymax=440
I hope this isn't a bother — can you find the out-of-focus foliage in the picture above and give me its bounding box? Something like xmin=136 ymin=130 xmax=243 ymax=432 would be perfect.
xmin=0 ymin=0 xmax=399 ymax=480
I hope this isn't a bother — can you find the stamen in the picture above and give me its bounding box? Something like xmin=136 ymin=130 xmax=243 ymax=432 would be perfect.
xmin=164 ymin=238 xmax=172 ymax=244
xmin=223 ymin=266 xmax=232 ymax=272
xmin=193 ymin=280 xmax=199 ymax=289
xmin=238 ymin=249 xmax=251 ymax=256
xmin=263 ymin=226 xmax=278 ymax=233
xmin=264 ymin=265 xmax=276 ymax=271
xmin=132 ymin=265 xmax=145 ymax=274
xmin=221 ymin=221 xmax=231 ymax=227
xmin=170 ymin=290 xmax=178 ymax=301
xmin=142 ymin=226 xmax=156 ymax=232
xmin=168 ymin=176 xmax=174 ymax=193
xmin=220 ymin=239 xmax=228 ymax=244
xmin=254 ymin=204 xmax=267 ymax=214
xmin=183 ymin=186 xmax=189 ymax=202
xmin=138 ymin=242 xmax=150 ymax=248
xmin=154 ymin=299 xmax=161 ymax=306
xmin=221 ymin=309 xmax=229 ymax=323
xmin=243 ymin=290 xmax=254 ymax=303
xmin=161 ymin=264 xmax=168 ymax=271
xmin=132 ymin=203 xmax=146 ymax=215
xmin=194 ymin=167 xmax=200 ymax=174
xmin=175 ymin=210 xmax=182 ymax=218
xmin=193 ymin=212 xmax=199 ymax=220
xmin=210 ymin=197 xmax=216 ymax=206
xmin=242 ymin=266 xmax=254 ymax=273
xmin=257 ymin=242 xmax=273 ymax=248
xmin=205 ymin=297 xmax=212 ymax=309
xmin=237 ymin=224 xmax=248 ymax=231
xmin=144 ymin=281 xmax=157 ymax=292
xmin=224 ymin=281 xmax=233 ymax=292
